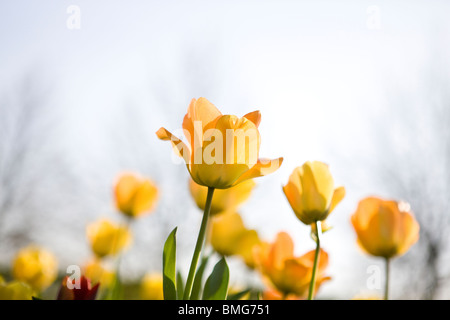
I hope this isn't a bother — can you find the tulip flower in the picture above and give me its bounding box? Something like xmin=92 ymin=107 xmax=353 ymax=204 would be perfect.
xmin=351 ymin=197 xmax=420 ymax=299
xmin=156 ymin=97 xmax=283 ymax=299
xmin=114 ymin=173 xmax=158 ymax=219
xmin=57 ymin=276 xmax=100 ymax=300
xmin=283 ymin=161 xmax=345 ymax=225
xmin=86 ymin=219 xmax=132 ymax=258
xmin=189 ymin=178 xmax=256 ymax=215
xmin=12 ymin=245 xmax=58 ymax=292
xmin=0 ymin=280 xmax=34 ymax=300
xmin=210 ymin=212 xmax=262 ymax=269
xmin=255 ymin=232 xmax=330 ymax=299
xmin=283 ymin=161 xmax=344 ymax=299
xmin=140 ymin=273 xmax=164 ymax=300
xmin=156 ymin=97 xmax=283 ymax=189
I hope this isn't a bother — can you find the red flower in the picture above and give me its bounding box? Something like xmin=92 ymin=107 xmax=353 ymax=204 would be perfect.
xmin=57 ymin=276 xmax=100 ymax=300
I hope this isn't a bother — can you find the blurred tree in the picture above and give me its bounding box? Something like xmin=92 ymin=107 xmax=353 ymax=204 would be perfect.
xmin=0 ymin=72 xmax=55 ymax=246
xmin=366 ymin=58 xmax=450 ymax=299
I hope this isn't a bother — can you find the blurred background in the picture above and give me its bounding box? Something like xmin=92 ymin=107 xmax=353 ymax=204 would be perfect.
xmin=0 ymin=0 xmax=449 ymax=299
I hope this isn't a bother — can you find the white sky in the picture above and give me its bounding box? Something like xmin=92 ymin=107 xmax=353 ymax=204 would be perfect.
xmin=1 ymin=0 xmax=449 ymax=299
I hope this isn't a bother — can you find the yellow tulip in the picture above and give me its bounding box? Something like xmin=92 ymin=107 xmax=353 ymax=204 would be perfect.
xmin=156 ymin=97 xmax=283 ymax=189
xmin=12 ymin=245 xmax=58 ymax=292
xmin=283 ymin=161 xmax=345 ymax=225
xmin=351 ymin=197 xmax=420 ymax=259
xmin=86 ymin=219 xmax=132 ymax=258
xmin=189 ymin=178 xmax=255 ymax=215
xmin=0 ymin=281 xmax=34 ymax=300
xmin=140 ymin=273 xmax=163 ymax=300
xmin=114 ymin=173 xmax=158 ymax=218
xmin=84 ymin=258 xmax=115 ymax=288
xmin=209 ymin=212 xmax=262 ymax=269
xmin=255 ymin=232 xmax=330 ymax=298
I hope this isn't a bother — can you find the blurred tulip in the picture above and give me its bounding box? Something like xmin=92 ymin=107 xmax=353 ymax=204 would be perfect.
xmin=140 ymin=273 xmax=163 ymax=300
xmin=255 ymin=232 xmax=330 ymax=299
xmin=86 ymin=219 xmax=132 ymax=258
xmin=114 ymin=173 xmax=158 ymax=218
xmin=351 ymin=197 xmax=420 ymax=259
xmin=210 ymin=212 xmax=262 ymax=268
xmin=262 ymin=289 xmax=300 ymax=300
xmin=156 ymin=97 xmax=283 ymax=189
xmin=189 ymin=178 xmax=256 ymax=215
xmin=283 ymin=161 xmax=345 ymax=225
xmin=84 ymin=258 xmax=115 ymax=289
xmin=57 ymin=276 xmax=99 ymax=300
xmin=352 ymin=293 xmax=382 ymax=300
xmin=0 ymin=280 xmax=34 ymax=300
xmin=12 ymin=245 xmax=58 ymax=292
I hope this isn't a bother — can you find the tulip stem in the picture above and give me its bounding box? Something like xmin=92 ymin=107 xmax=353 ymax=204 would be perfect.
xmin=183 ymin=187 xmax=215 ymax=300
xmin=308 ymin=220 xmax=321 ymax=300
xmin=384 ymin=258 xmax=390 ymax=300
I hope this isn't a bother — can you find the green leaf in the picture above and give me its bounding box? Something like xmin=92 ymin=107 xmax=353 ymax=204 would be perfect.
xmin=190 ymin=255 xmax=209 ymax=300
xmin=202 ymin=257 xmax=229 ymax=300
xmin=163 ymin=227 xmax=177 ymax=300
xmin=227 ymin=289 xmax=251 ymax=300
xmin=176 ymin=271 xmax=184 ymax=300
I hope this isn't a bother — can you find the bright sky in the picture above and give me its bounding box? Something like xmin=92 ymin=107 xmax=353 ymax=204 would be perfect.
xmin=1 ymin=0 xmax=449 ymax=299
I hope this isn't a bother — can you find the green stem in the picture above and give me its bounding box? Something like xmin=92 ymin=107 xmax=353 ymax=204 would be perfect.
xmin=183 ymin=187 xmax=215 ymax=300
xmin=384 ymin=258 xmax=390 ymax=300
xmin=308 ymin=220 xmax=321 ymax=300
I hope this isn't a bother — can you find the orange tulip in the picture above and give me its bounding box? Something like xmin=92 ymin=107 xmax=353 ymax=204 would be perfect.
xmin=262 ymin=289 xmax=300 ymax=300
xmin=255 ymin=232 xmax=330 ymax=298
xmin=156 ymin=97 xmax=283 ymax=189
xmin=283 ymin=161 xmax=345 ymax=225
xmin=189 ymin=178 xmax=255 ymax=215
xmin=114 ymin=173 xmax=158 ymax=218
xmin=351 ymin=197 xmax=420 ymax=259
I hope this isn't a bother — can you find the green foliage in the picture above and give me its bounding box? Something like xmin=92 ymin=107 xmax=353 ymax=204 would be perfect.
xmin=190 ymin=255 xmax=209 ymax=300
xmin=163 ymin=227 xmax=178 ymax=300
xmin=202 ymin=257 xmax=229 ymax=300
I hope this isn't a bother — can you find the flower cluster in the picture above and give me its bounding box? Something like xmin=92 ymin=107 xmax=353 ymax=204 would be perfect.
xmin=0 ymin=97 xmax=420 ymax=300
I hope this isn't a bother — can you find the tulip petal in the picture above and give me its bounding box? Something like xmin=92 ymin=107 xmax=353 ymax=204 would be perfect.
xmin=397 ymin=209 xmax=420 ymax=256
xmin=329 ymin=186 xmax=346 ymax=213
xmin=114 ymin=174 xmax=140 ymax=215
xmin=269 ymin=232 xmax=294 ymax=270
xmin=300 ymin=161 xmax=334 ymax=214
xmin=243 ymin=110 xmax=261 ymax=128
xmin=283 ymin=167 xmax=306 ymax=223
xmin=232 ymin=157 xmax=283 ymax=186
xmin=156 ymin=127 xmax=190 ymax=160
xmin=182 ymin=97 xmax=222 ymax=140
xmin=133 ymin=180 xmax=158 ymax=216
